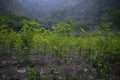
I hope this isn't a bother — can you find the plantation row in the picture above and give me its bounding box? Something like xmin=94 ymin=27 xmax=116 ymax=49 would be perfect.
xmin=0 ymin=19 xmax=120 ymax=78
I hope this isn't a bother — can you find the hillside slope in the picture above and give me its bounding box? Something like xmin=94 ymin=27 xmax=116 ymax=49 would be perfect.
xmin=0 ymin=0 xmax=35 ymax=17
xmin=0 ymin=0 xmax=120 ymax=28
xmin=37 ymin=0 xmax=120 ymax=28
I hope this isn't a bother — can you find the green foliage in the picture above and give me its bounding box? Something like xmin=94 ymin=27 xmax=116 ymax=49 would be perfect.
xmin=65 ymin=76 xmax=77 ymax=80
xmin=52 ymin=23 xmax=72 ymax=34
xmin=0 ymin=13 xmax=39 ymax=31
xmin=28 ymin=69 xmax=49 ymax=80
xmin=108 ymin=10 xmax=120 ymax=25
xmin=0 ymin=14 xmax=120 ymax=79
xmin=28 ymin=69 xmax=36 ymax=80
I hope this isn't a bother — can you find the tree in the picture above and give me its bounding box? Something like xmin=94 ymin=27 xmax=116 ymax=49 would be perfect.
xmin=52 ymin=23 xmax=73 ymax=35
xmin=108 ymin=10 xmax=120 ymax=28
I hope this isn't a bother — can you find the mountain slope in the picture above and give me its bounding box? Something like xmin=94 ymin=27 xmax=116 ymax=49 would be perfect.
xmin=37 ymin=0 xmax=120 ymax=28
xmin=0 ymin=0 xmax=35 ymax=17
xmin=0 ymin=0 xmax=120 ymax=28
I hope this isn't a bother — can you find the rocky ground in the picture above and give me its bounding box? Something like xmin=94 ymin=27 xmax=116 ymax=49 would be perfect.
xmin=0 ymin=53 xmax=96 ymax=80
xmin=0 ymin=53 xmax=119 ymax=80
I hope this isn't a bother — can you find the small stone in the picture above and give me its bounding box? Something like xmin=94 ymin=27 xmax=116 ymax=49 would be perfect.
xmin=40 ymin=70 xmax=45 ymax=74
xmin=1 ymin=61 xmax=7 ymax=65
xmin=17 ymin=68 xmax=26 ymax=73
xmin=89 ymin=75 xmax=94 ymax=80
xmin=58 ymin=76 xmax=62 ymax=80
xmin=12 ymin=57 xmax=17 ymax=60
xmin=84 ymin=68 xmax=88 ymax=72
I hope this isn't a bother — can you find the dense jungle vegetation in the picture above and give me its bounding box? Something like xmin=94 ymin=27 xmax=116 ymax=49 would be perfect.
xmin=0 ymin=13 xmax=120 ymax=80
xmin=0 ymin=0 xmax=120 ymax=79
